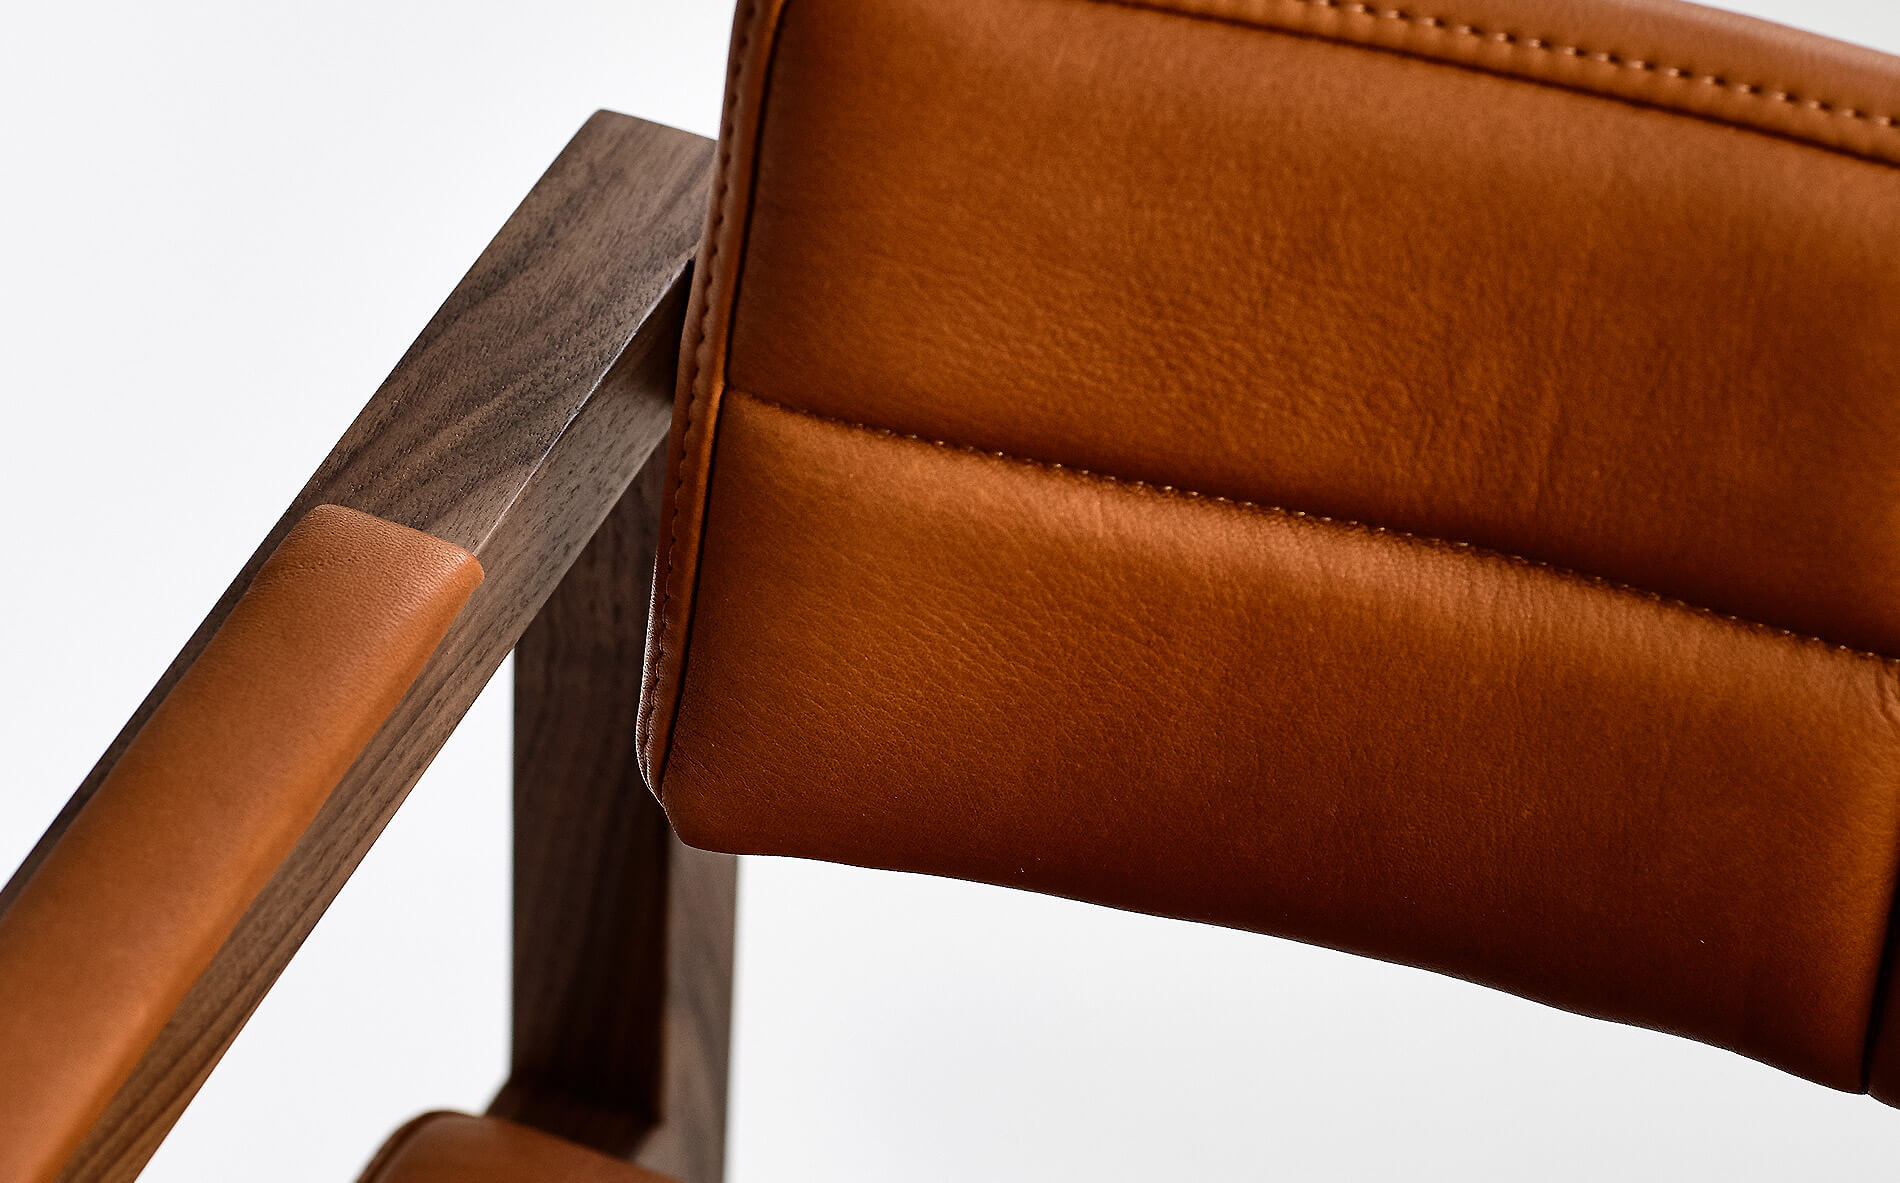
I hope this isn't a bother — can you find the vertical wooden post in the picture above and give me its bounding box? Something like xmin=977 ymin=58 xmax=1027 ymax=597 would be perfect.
xmin=491 ymin=448 xmax=737 ymax=1183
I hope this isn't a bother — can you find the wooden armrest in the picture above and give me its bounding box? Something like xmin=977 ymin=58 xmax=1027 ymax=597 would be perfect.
xmin=0 ymin=111 xmax=713 ymax=1183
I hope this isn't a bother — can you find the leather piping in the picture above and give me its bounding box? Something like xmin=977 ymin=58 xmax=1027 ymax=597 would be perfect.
xmin=1097 ymin=0 xmax=1900 ymax=160
xmin=646 ymin=0 xmax=1900 ymax=788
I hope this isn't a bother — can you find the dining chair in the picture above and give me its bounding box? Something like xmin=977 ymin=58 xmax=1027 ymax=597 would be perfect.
xmin=6 ymin=0 xmax=1900 ymax=1178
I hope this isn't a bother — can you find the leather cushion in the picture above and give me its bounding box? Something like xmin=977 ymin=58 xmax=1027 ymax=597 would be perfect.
xmin=641 ymin=0 xmax=1900 ymax=1099
xmin=358 ymin=1113 xmax=675 ymax=1183
xmin=0 ymin=506 xmax=481 ymax=1183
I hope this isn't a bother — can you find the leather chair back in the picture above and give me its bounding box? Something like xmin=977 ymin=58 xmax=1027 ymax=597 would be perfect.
xmin=639 ymin=0 xmax=1900 ymax=1101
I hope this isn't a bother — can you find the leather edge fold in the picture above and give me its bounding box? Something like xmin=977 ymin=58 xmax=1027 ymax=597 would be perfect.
xmin=638 ymin=0 xmax=795 ymax=797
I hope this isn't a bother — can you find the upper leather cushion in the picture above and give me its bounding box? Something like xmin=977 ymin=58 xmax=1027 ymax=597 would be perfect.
xmin=642 ymin=0 xmax=1900 ymax=1100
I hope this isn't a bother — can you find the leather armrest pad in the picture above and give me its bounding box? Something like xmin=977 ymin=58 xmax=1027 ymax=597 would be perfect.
xmin=357 ymin=1113 xmax=675 ymax=1183
xmin=0 ymin=505 xmax=481 ymax=1183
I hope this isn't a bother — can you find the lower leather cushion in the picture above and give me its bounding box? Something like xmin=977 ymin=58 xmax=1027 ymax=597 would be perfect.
xmin=662 ymin=392 xmax=1900 ymax=1091
xmin=359 ymin=1114 xmax=675 ymax=1183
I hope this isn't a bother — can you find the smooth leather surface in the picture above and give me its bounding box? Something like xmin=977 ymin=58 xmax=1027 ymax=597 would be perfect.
xmin=0 ymin=506 xmax=481 ymax=1183
xmin=733 ymin=0 xmax=1900 ymax=657
xmin=670 ymin=391 xmax=1900 ymax=1089
xmin=358 ymin=1113 xmax=675 ymax=1183
xmin=642 ymin=0 xmax=1900 ymax=1100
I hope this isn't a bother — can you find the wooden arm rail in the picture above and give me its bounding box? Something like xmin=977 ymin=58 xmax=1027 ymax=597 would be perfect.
xmin=0 ymin=111 xmax=716 ymax=1183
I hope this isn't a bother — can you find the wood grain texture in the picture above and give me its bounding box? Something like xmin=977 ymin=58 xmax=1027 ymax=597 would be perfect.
xmin=0 ymin=110 xmax=714 ymax=1183
xmin=626 ymin=834 xmax=737 ymax=1183
xmin=489 ymin=452 xmax=736 ymax=1182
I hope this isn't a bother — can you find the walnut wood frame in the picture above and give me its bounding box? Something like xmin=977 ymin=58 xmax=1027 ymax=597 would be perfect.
xmin=491 ymin=452 xmax=737 ymax=1182
xmin=0 ymin=112 xmax=732 ymax=1183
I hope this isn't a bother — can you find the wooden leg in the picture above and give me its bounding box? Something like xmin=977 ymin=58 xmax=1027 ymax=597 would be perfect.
xmin=490 ymin=449 xmax=737 ymax=1183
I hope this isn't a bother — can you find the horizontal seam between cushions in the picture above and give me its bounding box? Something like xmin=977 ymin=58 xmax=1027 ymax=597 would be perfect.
xmin=1084 ymin=0 xmax=1900 ymax=154
xmin=730 ymin=388 xmax=1900 ymax=674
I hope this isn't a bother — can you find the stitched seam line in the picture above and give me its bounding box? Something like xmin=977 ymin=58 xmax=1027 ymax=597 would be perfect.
xmin=733 ymin=390 xmax=1900 ymax=673
xmin=1093 ymin=0 xmax=1900 ymax=136
xmin=642 ymin=0 xmax=761 ymax=781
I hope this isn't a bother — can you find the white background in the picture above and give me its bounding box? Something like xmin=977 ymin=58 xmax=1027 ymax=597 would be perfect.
xmin=5 ymin=1 xmax=1900 ymax=1179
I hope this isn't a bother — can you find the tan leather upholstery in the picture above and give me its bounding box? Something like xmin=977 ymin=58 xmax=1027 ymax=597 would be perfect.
xmin=0 ymin=506 xmax=481 ymax=1183
xmin=641 ymin=0 xmax=1900 ymax=1101
xmin=358 ymin=1113 xmax=675 ymax=1183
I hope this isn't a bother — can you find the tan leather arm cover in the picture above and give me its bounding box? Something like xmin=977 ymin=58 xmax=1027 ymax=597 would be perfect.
xmin=0 ymin=505 xmax=482 ymax=1183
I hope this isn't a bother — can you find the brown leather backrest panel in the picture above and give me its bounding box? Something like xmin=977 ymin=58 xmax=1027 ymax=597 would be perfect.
xmin=0 ymin=506 xmax=481 ymax=1183
xmin=642 ymin=0 xmax=1900 ymax=1099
